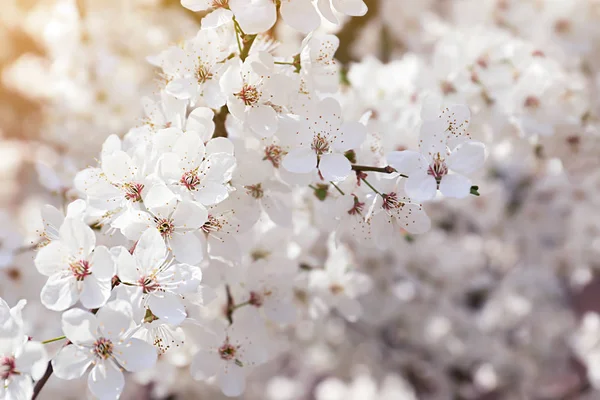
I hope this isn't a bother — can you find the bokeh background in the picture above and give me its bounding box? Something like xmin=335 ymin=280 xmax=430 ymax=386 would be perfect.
xmin=4 ymin=0 xmax=600 ymax=399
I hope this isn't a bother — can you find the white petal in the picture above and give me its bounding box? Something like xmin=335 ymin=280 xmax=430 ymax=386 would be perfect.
xmin=217 ymin=362 xmax=246 ymax=397
xmin=61 ymin=308 xmax=98 ymax=346
xmin=88 ymin=361 xmax=125 ymax=400
xmin=319 ymin=153 xmax=351 ymax=182
xmin=172 ymin=200 xmax=208 ymax=230
xmin=113 ymin=338 xmax=157 ymax=372
xmin=194 ymin=182 xmax=230 ymax=206
xmin=229 ymin=0 xmax=276 ymax=34
xmin=317 ymin=0 xmax=338 ymax=23
xmin=419 ymin=118 xmax=448 ymax=157
xmin=334 ymin=121 xmax=367 ymax=152
xmin=262 ymin=195 xmax=292 ymax=227
xmin=248 ymin=105 xmax=278 ymax=138
xmin=186 ymin=107 xmax=215 ymax=138
xmin=404 ymin=174 xmax=437 ymax=202
xmin=181 ymin=0 xmax=212 ymax=12
xmin=116 ymin=248 xmax=140 ymax=284
xmin=332 ymin=0 xmax=367 ymax=16
xmin=144 ymin=184 xmax=178 ymax=212
xmin=15 ymin=341 xmax=48 ymax=380
xmin=147 ymin=292 xmax=187 ymax=325
xmin=446 ymin=141 xmax=486 ymax=176
xmin=282 ymin=148 xmax=317 ymax=174
xmin=169 ymin=232 xmax=204 ymax=265
xmin=439 ymin=174 xmax=472 ymax=199
xmin=190 ymin=350 xmax=220 ymax=381
xmin=35 ymin=242 xmax=71 ymax=277
xmin=280 ymin=0 xmax=320 ymax=33
xmin=134 ymin=228 xmax=168 ymax=274
xmin=51 ymin=345 xmax=92 ymax=380
xmin=206 ymin=137 xmax=235 ymax=155
xmin=166 ymin=77 xmax=197 ymax=100
xmin=90 ymin=246 xmax=116 ymax=281
xmin=395 ymin=203 xmax=431 ymax=235
xmin=59 ymin=219 xmax=95 ymax=258
xmin=386 ymin=150 xmax=428 ymax=176
xmin=102 ymin=151 xmax=137 ymax=183
xmin=40 ymin=274 xmax=78 ymax=312
xmin=80 ymin=276 xmax=111 ymax=310
xmin=96 ymin=300 xmax=134 ymax=340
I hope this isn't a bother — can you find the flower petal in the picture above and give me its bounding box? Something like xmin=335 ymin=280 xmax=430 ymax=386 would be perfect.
xmin=319 ymin=153 xmax=351 ymax=182
xmin=386 ymin=150 xmax=428 ymax=176
xmin=190 ymin=349 xmax=220 ymax=381
xmin=404 ymin=174 xmax=437 ymax=202
xmin=280 ymin=0 xmax=320 ymax=33
xmin=59 ymin=219 xmax=95 ymax=259
xmin=96 ymin=300 xmax=134 ymax=340
xmin=35 ymin=242 xmax=71 ymax=277
xmin=90 ymin=246 xmax=116 ymax=281
xmin=446 ymin=141 xmax=486 ymax=176
xmin=439 ymin=174 xmax=472 ymax=199
xmin=282 ymin=148 xmax=317 ymax=174
xmin=169 ymin=232 xmax=204 ymax=265
xmin=51 ymin=345 xmax=93 ymax=380
xmin=113 ymin=338 xmax=157 ymax=372
xmin=80 ymin=276 xmax=111 ymax=310
xmin=217 ymin=362 xmax=246 ymax=397
xmin=248 ymin=105 xmax=278 ymax=138
xmin=40 ymin=274 xmax=78 ymax=312
xmin=147 ymin=292 xmax=187 ymax=325
xmin=88 ymin=361 xmax=125 ymax=400
xmin=61 ymin=308 xmax=98 ymax=346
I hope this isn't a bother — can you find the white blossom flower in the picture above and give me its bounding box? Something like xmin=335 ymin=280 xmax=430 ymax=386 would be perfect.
xmin=156 ymin=128 xmax=236 ymax=207
xmin=34 ymin=219 xmax=115 ymax=311
xmin=282 ymin=97 xmax=367 ymax=182
xmin=190 ymin=308 xmax=269 ymax=397
xmin=387 ymin=105 xmax=485 ymax=201
xmin=308 ymin=243 xmax=372 ymax=322
xmin=52 ymin=301 xmax=158 ymax=400
xmin=116 ymin=184 xmax=208 ymax=264
xmin=160 ymin=27 xmax=234 ymax=108
xmin=221 ymin=52 xmax=294 ymax=138
xmin=0 ymin=298 xmax=48 ymax=400
xmin=117 ymin=228 xmax=203 ymax=326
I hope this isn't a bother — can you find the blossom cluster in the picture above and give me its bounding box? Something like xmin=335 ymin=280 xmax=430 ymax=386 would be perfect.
xmin=2 ymin=0 xmax=600 ymax=399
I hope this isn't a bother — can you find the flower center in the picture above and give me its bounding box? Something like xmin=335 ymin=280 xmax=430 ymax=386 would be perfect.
xmin=382 ymin=192 xmax=402 ymax=210
xmin=329 ymin=284 xmax=345 ymax=295
xmin=235 ymin=84 xmax=261 ymax=106
xmin=139 ymin=276 xmax=160 ymax=294
xmin=263 ymin=145 xmax=285 ymax=168
xmin=123 ymin=182 xmax=144 ymax=202
xmin=218 ymin=340 xmax=238 ymax=361
xmin=0 ymin=356 xmax=17 ymax=380
xmin=211 ymin=0 xmax=229 ymax=8
xmin=181 ymin=169 xmax=201 ymax=191
xmin=70 ymin=260 xmax=92 ymax=281
xmin=201 ymin=215 xmax=222 ymax=234
xmin=155 ymin=217 xmax=175 ymax=238
xmin=311 ymin=134 xmax=330 ymax=156
xmin=244 ymin=184 xmax=264 ymax=199
xmin=249 ymin=291 xmax=264 ymax=307
xmin=196 ymin=63 xmax=213 ymax=84
xmin=524 ymin=96 xmax=541 ymax=109
xmin=93 ymin=337 xmax=114 ymax=360
xmin=427 ymin=158 xmax=448 ymax=182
